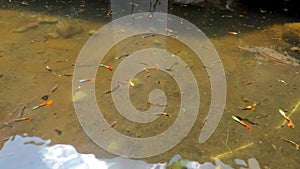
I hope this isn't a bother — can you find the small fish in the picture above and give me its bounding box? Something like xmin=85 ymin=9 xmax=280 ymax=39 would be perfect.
xmin=102 ymin=121 xmax=118 ymax=131
xmin=155 ymin=65 xmax=160 ymax=70
xmin=115 ymin=54 xmax=129 ymax=60
xmin=99 ymin=63 xmax=113 ymax=71
xmin=241 ymin=97 xmax=250 ymax=102
xmin=232 ymin=115 xmax=252 ymax=131
xmin=165 ymin=27 xmax=173 ymax=33
xmin=106 ymin=10 xmax=112 ymax=16
xmin=241 ymin=103 xmax=257 ymax=111
xmin=228 ymin=31 xmax=238 ymax=35
xmin=156 ymin=112 xmax=172 ymax=118
xmin=125 ymin=77 xmax=135 ymax=87
xmin=279 ymin=109 xmax=295 ymax=128
xmin=277 ymin=79 xmax=287 ymax=85
xmin=45 ymin=65 xmax=57 ymax=75
xmin=144 ymin=69 xmax=151 ymax=77
xmin=146 ymin=102 xmax=152 ymax=108
xmin=272 ymin=37 xmax=282 ymax=41
xmin=79 ymin=78 xmax=94 ymax=83
xmin=244 ymin=80 xmax=256 ymax=85
xmin=32 ymin=100 xmax=54 ymax=110
xmin=164 ymin=62 xmax=179 ymax=71
xmin=74 ymin=86 xmax=81 ymax=93
xmin=13 ymin=117 xmax=32 ymax=122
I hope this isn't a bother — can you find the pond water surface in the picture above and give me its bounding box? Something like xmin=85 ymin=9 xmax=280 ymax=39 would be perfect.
xmin=0 ymin=1 xmax=300 ymax=169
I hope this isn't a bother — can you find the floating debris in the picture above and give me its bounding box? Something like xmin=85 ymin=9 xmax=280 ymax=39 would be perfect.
xmin=103 ymin=84 xmax=120 ymax=94
xmin=41 ymin=84 xmax=59 ymax=100
xmin=16 ymin=104 xmax=28 ymax=118
xmin=164 ymin=62 xmax=179 ymax=71
xmin=212 ymin=142 xmax=254 ymax=159
xmin=74 ymin=86 xmax=81 ymax=93
xmin=54 ymin=129 xmax=62 ymax=135
xmin=238 ymin=45 xmax=300 ymax=66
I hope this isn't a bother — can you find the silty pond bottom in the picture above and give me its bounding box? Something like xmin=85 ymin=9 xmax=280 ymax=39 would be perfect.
xmin=0 ymin=1 xmax=300 ymax=169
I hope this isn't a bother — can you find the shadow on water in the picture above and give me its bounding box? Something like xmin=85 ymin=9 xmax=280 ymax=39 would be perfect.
xmin=0 ymin=0 xmax=300 ymax=169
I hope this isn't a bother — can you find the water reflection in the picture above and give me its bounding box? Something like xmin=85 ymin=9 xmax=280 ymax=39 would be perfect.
xmin=0 ymin=135 xmax=261 ymax=169
xmin=0 ymin=0 xmax=300 ymax=169
xmin=0 ymin=135 xmax=50 ymax=169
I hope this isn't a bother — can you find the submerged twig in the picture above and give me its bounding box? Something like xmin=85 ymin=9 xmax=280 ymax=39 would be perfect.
xmin=103 ymin=84 xmax=120 ymax=94
xmin=212 ymin=142 xmax=254 ymax=160
xmin=164 ymin=62 xmax=179 ymax=71
xmin=102 ymin=121 xmax=118 ymax=132
xmin=281 ymin=137 xmax=299 ymax=150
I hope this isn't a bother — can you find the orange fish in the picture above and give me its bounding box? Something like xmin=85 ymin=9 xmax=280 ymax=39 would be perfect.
xmin=13 ymin=117 xmax=33 ymax=122
xmin=279 ymin=109 xmax=295 ymax=128
xmin=32 ymin=100 xmax=54 ymax=110
xmin=155 ymin=65 xmax=160 ymax=70
xmin=144 ymin=69 xmax=151 ymax=77
xmin=272 ymin=37 xmax=282 ymax=41
xmin=79 ymin=78 xmax=95 ymax=83
xmin=156 ymin=112 xmax=172 ymax=118
xmin=232 ymin=115 xmax=252 ymax=131
xmin=241 ymin=103 xmax=257 ymax=111
xmin=99 ymin=64 xmax=113 ymax=71
xmin=228 ymin=31 xmax=238 ymax=35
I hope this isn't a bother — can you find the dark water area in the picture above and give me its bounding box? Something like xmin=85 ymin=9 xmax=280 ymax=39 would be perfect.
xmin=0 ymin=0 xmax=300 ymax=169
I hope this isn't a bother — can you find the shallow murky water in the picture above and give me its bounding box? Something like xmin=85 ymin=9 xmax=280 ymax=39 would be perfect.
xmin=1 ymin=1 xmax=300 ymax=169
